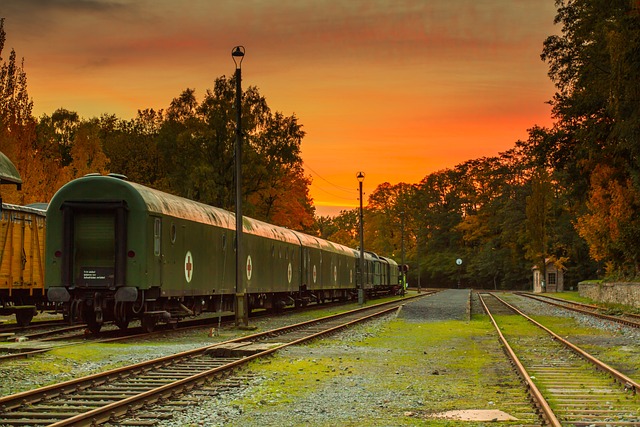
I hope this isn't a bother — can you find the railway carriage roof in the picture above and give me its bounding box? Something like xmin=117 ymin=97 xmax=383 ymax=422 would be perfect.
xmin=52 ymin=175 xmax=363 ymax=250
xmin=378 ymin=256 xmax=398 ymax=267
xmin=128 ymin=180 xmax=235 ymax=229
xmin=291 ymin=230 xmax=355 ymax=257
xmin=132 ymin=182 xmax=301 ymax=243
xmin=1 ymin=203 xmax=47 ymax=216
xmin=0 ymin=152 xmax=22 ymax=188
xmin=52 ymin=175 xmax=302 ymax=244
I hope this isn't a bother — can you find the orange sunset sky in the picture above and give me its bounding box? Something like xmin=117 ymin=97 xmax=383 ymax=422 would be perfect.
xmin=2 ymin=1 xmax=558 ymax=217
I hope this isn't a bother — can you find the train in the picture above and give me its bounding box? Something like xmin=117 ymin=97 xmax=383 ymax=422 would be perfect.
xmin=0 ymin=151 xmax=52 ymax=326
xmin=45 ymin=174 xmax=401 ymax=333
xmin=0 ymin=203 xmax=49 ymax=326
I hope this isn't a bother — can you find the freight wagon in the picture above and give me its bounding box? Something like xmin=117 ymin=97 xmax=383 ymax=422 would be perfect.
xmin=0 ymin=151 xmax=47 ymax=326
xmin=0 ymin=203 xmax=48 ymax=325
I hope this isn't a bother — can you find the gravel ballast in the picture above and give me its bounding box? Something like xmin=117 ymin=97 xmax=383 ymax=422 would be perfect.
xmin=2 ymin=291 xmax=638 ymax=427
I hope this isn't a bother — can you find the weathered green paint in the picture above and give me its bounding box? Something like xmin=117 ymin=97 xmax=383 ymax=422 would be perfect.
xmin=0 ymin=152 xmax=21 ymax=189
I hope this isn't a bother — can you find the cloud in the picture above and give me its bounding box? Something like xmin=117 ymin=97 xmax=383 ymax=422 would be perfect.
xmin=2 ymin=0 xmax=136 ymax=33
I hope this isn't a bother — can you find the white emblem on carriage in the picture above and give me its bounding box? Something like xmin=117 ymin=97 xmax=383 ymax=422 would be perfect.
xmin=287 ymin=262 xmax=292 ymax=284
xmin=313 ymin=265 xmax=317 ymax=283
xmin=334 ymin=266 xmax=337 ymax=282
xmin=184 ymin=251 xmax=193 ymax=283
xmin=246 ymin=255 xmax=253 ymax=280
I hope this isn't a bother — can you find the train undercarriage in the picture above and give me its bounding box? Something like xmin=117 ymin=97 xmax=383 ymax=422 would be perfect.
xmin=65 ymin=286 xmax=360 ymax=334
xmin=0 ymin=291 xmax=59 ymax=326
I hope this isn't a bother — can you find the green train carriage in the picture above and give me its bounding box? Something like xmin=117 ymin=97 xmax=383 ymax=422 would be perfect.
xmin=292 ymin=231 xmax=356 ymax=305
xmin=46 ymin=174 xmax=236 ymax=331
xmin=378 ymin=255 xmax=401 ymax=294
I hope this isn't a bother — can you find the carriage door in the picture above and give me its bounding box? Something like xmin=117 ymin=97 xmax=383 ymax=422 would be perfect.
xmin=151 ymin=217 xmax=163 ymax=286
xmin=61 ymin=202 xmax=126 ymax=290
xmin=302 ymin=248 xmax=309 ymax=287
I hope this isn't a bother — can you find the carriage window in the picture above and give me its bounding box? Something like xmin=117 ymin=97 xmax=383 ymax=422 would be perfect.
xmin=222 ymin=234 xmax=227 ymax=250
xmin=271 ymin=245 xmax=275 ymax=258
xmin=154 ymin=218 xmax=161 ymax=256
xmin=170 ymin=223 xmax=177 ymax=244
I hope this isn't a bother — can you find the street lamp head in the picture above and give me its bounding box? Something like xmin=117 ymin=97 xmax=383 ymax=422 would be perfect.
xmin=356 ymin=171 xmax=365 ymax=182
xmin=232 ymin=46 xmax=245 ymax=69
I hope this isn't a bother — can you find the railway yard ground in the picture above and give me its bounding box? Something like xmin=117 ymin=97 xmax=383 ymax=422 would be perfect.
xmin=1 ymin=290 xmax=639 ymax=427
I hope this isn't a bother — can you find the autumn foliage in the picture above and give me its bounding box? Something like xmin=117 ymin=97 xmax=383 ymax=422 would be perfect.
xmin=576 ymin=164 xmax=640 ymax=275
xmin=0 ymin=19 xmax=315 ymax=234
xmin=3 ymin=1 xmax=640 ymax=286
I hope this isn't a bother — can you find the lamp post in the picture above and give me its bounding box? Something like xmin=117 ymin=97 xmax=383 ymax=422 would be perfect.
xmin=357 ymin=171 xmax=365 ymax=305
xmin=232 ymin=46 xmax=248 ymax=327
xmin=456 ymin=258 xmax=462 ymax=289
xmin=401 ymin=210 xmax=405 ymax=296
xmin=417 ymin=232 xmax=421 ymax=293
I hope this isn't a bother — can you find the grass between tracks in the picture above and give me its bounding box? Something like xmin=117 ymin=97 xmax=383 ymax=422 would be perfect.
xmin=232 ymin=314 xmax=536 ymax=427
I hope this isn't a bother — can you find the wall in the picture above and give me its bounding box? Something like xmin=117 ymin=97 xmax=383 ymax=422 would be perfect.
xmin=578 ymin=282 xmax=640 ymax=308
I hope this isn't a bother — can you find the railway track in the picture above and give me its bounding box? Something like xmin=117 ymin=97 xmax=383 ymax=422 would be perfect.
xmin=516 ymin=292 xmax=640 ymax=329
xmin=0 ymin=319 xmax=67 ymax=335
xmin=0 ymin=295 xmax=425 ymax=363
xmin=0 ymin=295 xmax=423 ymax=426
xmin=479 ymin=292 xmax=640 ymax=426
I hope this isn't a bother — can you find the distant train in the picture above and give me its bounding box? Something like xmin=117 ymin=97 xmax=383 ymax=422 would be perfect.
xmin=45 ymin=174 xmax=401 ymax=332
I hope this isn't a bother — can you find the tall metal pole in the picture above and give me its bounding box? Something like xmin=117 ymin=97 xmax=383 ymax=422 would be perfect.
xmin=401 ymin=210 xmax=405 ymax=296
xmin=232 ymin=46 xmax=247 ymax=327
xmin=417 ymin=231 xmax=421 ymax=293
xmin=357 ymin=172 xmax=365 ymax=305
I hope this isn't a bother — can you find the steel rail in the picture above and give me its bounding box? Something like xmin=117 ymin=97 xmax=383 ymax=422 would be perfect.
xmin=46 ymin=305 xmax=406 ymax=426
xmin=0 ymin=319 xmax=68 ymax=334
xmin=0 ymin=294 xmax=433 ymax=363
xmin=0 ymin=294 xmax=429 ymax=426
xmin=516 ymin=292 xmax=640 ymax=328
xmin=47 ymin=304 xmax=405 ymax=427
xmin=478 ymin=293 xmax=562 ymax=427
xmin=518 ymin=291 xmax=640 ymax=321
xmin=493 ymin=293 xmax=640 ymax=394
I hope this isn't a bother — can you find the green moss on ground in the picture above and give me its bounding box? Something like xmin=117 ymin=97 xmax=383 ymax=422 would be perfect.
xmin=232 ymin=316 xmax=536 ymax=426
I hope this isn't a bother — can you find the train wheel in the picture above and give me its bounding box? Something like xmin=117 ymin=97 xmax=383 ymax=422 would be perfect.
xmin=115 ymin=318 xmax=129 ymax=330
xmin=141 ymin=315 xmax=156 ymax=333
xmin=82 ymin=308 xmax=102 ymax=334
xmin=85 ymin=317 xmax=102 ymax=334
xmin=15 ymin=309 xmax=34 ymax=327
xmin=114 ymin=302 xmax=129 ymax=330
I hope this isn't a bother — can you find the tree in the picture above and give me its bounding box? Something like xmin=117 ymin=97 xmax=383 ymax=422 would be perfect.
xmin=64 ymin=119 xmax=109 ymax=180
xmin=541 ymin=0 xmax=640 ymax=278
xmin=100 ymin=111 xmax=161 ymax=185
xmin=411 ymin=169 xmax=465 ymax=287
xmin=0 ymin=18 xmax=37 ymax=204
xmin=524 ymin=168 xmax=554 ymax=288
xmin=365 ymin=182 xmax=414 ymax=259
xmin=576 ymin=163 xmax=640 ymax=277
xmin=328 ymin=209 xmax=359 ymax=248
xmin=316 ymin=215 xmax=338 ymax=240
